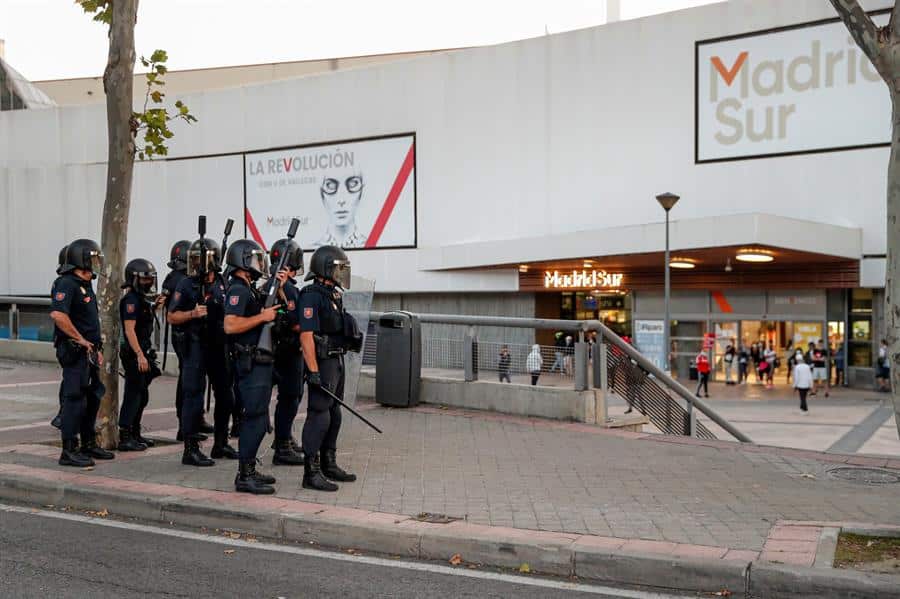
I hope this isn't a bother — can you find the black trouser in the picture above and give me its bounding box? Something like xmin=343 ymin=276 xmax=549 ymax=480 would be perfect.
xmin=530 ymin=372 xmax=540 ymax=385
xmin=119 ymin=352 xmax=151 ymax=430
xmin=56 ymin=345 xmax=104 ymax=443
xmin=695 ymin=372 xmax=709 ymax=396
xmin=302 ymin=355 xmax=344 ymax=457
xmin=181 ymin=336 xmax=234 ymax=439
xmin=499 ymin=371 xmax=510 ymax=383
xmin=173 ymin=341 xmax=185 ymax=430
xmin=798 ymin=388 xmax=809 ymax=411
xmin=273 ymin=351 xmax=303 ymax=441
xmin=235 ymin=354 xmax=274 ymax=462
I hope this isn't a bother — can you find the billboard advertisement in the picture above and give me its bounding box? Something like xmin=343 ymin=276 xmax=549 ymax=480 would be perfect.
xmin=696 ymin=12 xmax=890 ymax=163
xmin=244 ymin=133 xmax=416 ymax=251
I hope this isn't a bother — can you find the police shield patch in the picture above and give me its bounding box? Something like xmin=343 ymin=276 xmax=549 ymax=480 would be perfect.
xmin=287 ymin=300 xmax=295 ymax=312
xmin=173 ymin=291 xmax=181 ymax=302
xmin=126 ymin=303 xmax=135 ymax=314
xmin=303 ymin=307 xmax=314 ymax=319
xmin=229 ymin=295 xmax=240 ymax=306
xmin=55 ymin=292 xmax=65 ymax=301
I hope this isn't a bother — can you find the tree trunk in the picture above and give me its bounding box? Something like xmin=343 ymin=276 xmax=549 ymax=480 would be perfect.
xmin=96 ymin=0 xmax=138 ymax=449
xmin=889 ymin=98 xmax=900 ymax=438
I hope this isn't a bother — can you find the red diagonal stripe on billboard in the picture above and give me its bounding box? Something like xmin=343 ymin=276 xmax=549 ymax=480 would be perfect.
xmin=245 ymin=207 xmax=268 ymax=252
xmin=366 ymin=142 xmax=415 ymax=248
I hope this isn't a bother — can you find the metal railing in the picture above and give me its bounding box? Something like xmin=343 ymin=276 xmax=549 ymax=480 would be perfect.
xmin=0 ymin=296 xmax=52 ymax=341
xmin=368 ymin=311 xmax=751 ymax=443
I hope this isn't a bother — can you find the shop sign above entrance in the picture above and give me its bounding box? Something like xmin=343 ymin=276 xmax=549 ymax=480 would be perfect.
xmin=543 ymin=270 xmax=624 ymax=289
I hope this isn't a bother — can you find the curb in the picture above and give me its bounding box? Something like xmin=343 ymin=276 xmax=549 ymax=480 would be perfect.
xmin=2 ymin=468 xmax=899 ymax=597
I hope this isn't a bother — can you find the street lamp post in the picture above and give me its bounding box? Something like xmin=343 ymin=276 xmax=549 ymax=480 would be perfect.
xmin=656 ymin=193 xmax=680 ymax=373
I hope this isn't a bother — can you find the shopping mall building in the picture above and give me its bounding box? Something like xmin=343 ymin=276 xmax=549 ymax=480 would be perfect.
xmin=0 ymin=0 xmax=893 ymax=385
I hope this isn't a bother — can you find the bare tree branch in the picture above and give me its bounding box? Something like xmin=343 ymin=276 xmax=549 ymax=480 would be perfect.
xmin=829 ymin=0 xmax=885 ymax=73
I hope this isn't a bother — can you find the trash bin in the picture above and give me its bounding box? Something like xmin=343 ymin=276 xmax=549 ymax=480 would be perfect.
xmin=376 ymin=311 xmax=421 ymax=407
xmin=688 ymin=360 xmax=698 ymax=381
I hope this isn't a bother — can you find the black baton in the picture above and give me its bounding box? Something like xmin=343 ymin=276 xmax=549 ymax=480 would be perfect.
xmin=315 ymin=384 xmax=382 ymax=434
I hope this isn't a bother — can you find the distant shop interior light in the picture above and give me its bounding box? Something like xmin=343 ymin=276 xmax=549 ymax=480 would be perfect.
xmin=724 ymin=257 xmax=733 ymax=272
xmin=518 ymin=264 xmax=529 ymax=272
xmin=735 ymin=248 xmax=775 ymax=263
xmin=669 ymin=257 xmax=696 ymax=269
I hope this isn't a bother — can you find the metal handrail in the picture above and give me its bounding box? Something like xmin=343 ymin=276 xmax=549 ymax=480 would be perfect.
xmin=370 ymin=311 xmax=752 ymax=443
xmin=0 ymin=296 xmax=51 ymax=306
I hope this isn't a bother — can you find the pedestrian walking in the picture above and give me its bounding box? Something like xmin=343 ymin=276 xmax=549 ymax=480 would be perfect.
xmin=793 ymin=350 xmax=813 ymax=413
xmin=695 ymin=350 xmax=710 ymax=398
xmin=549 ymin=332 xmax=565 ymax=373
xmin=834 ymin=342 xmax=845 ymax=387
xmin=750 ymin=342 xmax=762 ymax=383
xmin=527 ymin=344 xmax=543 ymax=386
xmin=564 ymin=335 xmax=575 ymax=375
xmin=498 ymin=345 xmax=511 ymax=383
xmin=764 ymin=341 xmax=777 ymax=388
xmin=786 ymin=341 xmax=796 ymax=385
xmin=810 ymin=340 xmax=829 ymax=397
xmin=723 ymin=339 xmax=736 ymax=385
xmin=738 ymin=344 xmax=749 ymax=384
xmin=876 ymin=339 xmax=891 ymax=392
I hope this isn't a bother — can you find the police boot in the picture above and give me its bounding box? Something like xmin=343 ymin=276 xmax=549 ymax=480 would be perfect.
xmin=320 ymin=449 xmax=357 ymax=482
xmin=272 ymin=439 xmax=304 ymax=466
xmin=117 ymin=428 xmax=147 ymax=452
xmin=303 ymin=455 xmax=338 ymax=492
xmin=235 ymin=461 xmax=275 ymax=495
xmin=59 ymin=439 xmax=94 ymax=468
xmin=81 ymin=436 xmax=115 ymax=460
xmin=182 ymin=439 xmax=215 ymax=467
xmin=211 ymin=433 xmax=239 ymax=460
xmin=229 ymin=416 xmax=241 ymax=439
xmin=132 ymin=424 xmax=155 ymax=448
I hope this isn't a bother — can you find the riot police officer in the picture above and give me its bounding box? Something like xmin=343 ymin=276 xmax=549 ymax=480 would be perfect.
xmin=118 ymin=259 xmax=165 ymax=451
xmin=268 ymin=238 xmax=306 ymax=466
xmin=298 ymin=245 xmax=362 ymax=492
xmin=167 ymin=237 xmax=237 ymax=466
xmin=163 ymin=240 xmax=214 ymax=442
xmin=50 ymin=244 xmax=70 ymax=431
xmin=49 ymin=239 xmax=115 ymax=467
xmin=223 ymin=239 xmax=281 ymax=494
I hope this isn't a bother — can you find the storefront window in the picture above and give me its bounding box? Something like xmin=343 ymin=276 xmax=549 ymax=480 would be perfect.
xmin=560 ymin=292 xmax=631 ymax=337
xmin=849 ymin=289 xmax=873 ymax=367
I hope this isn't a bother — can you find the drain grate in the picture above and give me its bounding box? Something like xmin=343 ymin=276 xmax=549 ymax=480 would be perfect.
xmin=827 ymin=467 xmax=900 ymax=485
xmin=414 ymin=512 xmax=461 ymax=524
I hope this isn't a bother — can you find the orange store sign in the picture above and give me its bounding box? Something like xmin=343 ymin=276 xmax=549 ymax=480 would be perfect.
xmin=543 ymin=270 xmax=624 ymax=289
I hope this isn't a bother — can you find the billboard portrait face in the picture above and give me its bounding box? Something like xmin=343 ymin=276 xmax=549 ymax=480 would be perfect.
xmin=244 ymin=134 xmax=416 ymax=252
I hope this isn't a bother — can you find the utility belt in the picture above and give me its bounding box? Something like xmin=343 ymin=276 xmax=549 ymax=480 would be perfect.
xmin=55 ymin=337 xmax=103 ymax=368
xmin=231 ymin=342 xmax=275 ymax=371
xmin=313 ymin=333 xmax=348 ymax=360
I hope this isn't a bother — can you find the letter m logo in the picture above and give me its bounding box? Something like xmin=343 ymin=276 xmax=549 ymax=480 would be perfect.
xmin=709 ymin=51 xmax=748 ymax=101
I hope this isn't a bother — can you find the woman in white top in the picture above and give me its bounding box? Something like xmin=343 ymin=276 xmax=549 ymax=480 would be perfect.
xmin=763 ymin=342 xmax=777 ymax=388
xmin=793 ymin=350 xmax=813 ymax=412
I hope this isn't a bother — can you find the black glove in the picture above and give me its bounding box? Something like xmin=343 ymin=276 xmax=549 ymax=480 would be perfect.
xmin=307 ymin=371 xmax=322 ymax=388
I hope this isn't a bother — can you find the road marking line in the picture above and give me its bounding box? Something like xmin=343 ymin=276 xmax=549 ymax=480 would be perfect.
xmin=0 ymin=502 xmax=687 ymax=599
xmin=0 ymin=380 xmax=59 ymax=389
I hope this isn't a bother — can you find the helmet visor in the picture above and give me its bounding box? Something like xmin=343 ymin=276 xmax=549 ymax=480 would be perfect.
xmin=136 ymin=272 xmax=158 ymax=299
xmin=187 ymin=248 xmax=219 ymax=277
xmin=248 ymin=249 xmax=269 ymax=278
xmin=332 ymin=260 xmax=351 ymax=289
xmin=89 ymin=250 xmax=105 ymax=275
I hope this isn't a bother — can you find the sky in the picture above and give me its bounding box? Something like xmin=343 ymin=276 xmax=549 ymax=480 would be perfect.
xmin=0 ymin=0 xmax=722 ymax=81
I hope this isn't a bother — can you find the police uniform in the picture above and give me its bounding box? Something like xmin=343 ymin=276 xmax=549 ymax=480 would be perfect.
xmin=171 ymin=274 xmax=235 ymax=458
xmin=51 ymin=273 xmax=106 ymax=453
xmin=270 ymin=277 xmax=305 ymax=462
xmin=162 ymin=267 xmax=187 ymax=431
xmin=225 ymin=274 xmax=275 ymax=463
xmin=118 ymin=288 xmax=157 ymax=444
xmin=299 ymin=280 xmax=347 ymax=464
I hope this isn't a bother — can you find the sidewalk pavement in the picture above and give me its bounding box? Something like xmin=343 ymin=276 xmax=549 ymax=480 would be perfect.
xmin=1 ymin=360 xmax=899 ymax=596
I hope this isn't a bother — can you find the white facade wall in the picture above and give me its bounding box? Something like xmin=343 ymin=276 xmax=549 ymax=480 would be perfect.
xmin=0 ymin=0 xmax=891 ymax=296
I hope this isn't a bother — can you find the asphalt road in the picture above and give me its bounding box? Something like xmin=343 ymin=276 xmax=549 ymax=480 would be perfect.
xmin=0 ymin=505 xmax=689 ymax=599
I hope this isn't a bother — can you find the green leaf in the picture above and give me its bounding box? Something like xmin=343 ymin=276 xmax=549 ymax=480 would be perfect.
xmin=175 ymin=100 xmax=183 ymax=108
xmin=150 ymin=90 xmax=163 ymax=103
xmin=150 ymin=49 xmax=168 ymax=64
xmin=162 ymin=129 xmax=174 ymax=139
xmin=138 ymin=151 xmax=145 ymax=160
xmin=156 ymin=65 xmax=168 ymax=75
xmin=146 ymin=72 xmax=157 ymax=83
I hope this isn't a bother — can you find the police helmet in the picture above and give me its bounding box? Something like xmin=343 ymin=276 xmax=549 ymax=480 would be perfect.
xmin=305 ymin=245 xmax=351 ymax=289
xmin=123 ymin=258 xmax=159 ymax=300
xmin=186 ymin=238 xmax=222 ymax=278
xmin=269 ymin=238 xmax=304 ymax=275
xmin=64 ymin=239 xmax=104 ymax=279
xmin=225 ymin=239 xmax=269 ymax=280
xmin=167 ymin=240 xmax=191 ymax=271
xmin=57 ymin=244 xmax=73 ymax=275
